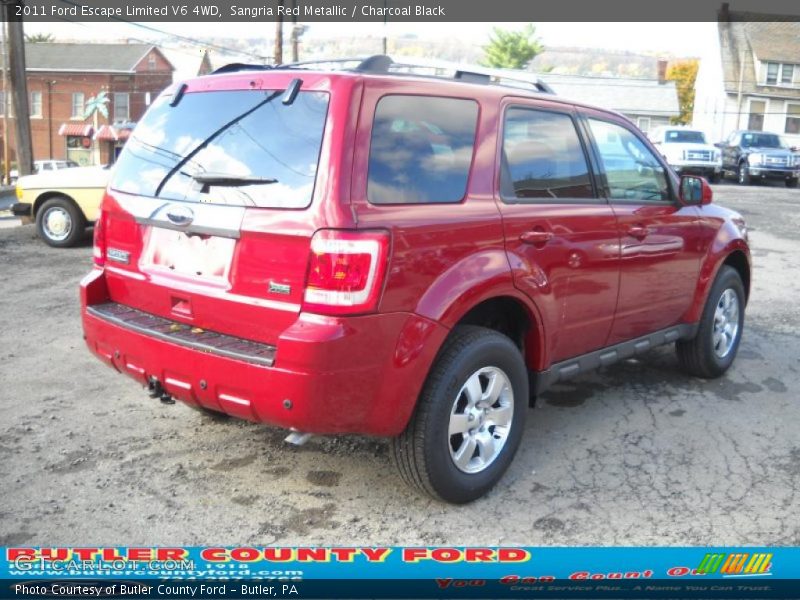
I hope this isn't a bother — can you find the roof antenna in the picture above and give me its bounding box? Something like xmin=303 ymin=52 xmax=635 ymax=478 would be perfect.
xmin=282 ymin=78 xmax=302 ymax=105
xmin=169 ymin=83 xmax=188 ymax=107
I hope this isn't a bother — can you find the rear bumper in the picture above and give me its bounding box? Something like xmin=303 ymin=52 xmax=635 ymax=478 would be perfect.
xmin=80 ymin=269 xmax=449 ymax=436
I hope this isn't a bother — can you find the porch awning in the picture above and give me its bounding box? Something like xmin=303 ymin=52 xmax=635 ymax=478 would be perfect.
xmin=95 ymin=124 xmax=133 ymax=142
xmin=58 ymin=123 xmax=94 ymax=137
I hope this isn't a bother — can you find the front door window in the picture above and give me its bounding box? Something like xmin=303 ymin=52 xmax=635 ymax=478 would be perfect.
xmin=587 ymin=119 xmax=670 ymax=202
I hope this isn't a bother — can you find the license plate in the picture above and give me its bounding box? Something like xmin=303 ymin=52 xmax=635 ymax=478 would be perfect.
xmin=141 ymin=227 xmax=235 ymax=280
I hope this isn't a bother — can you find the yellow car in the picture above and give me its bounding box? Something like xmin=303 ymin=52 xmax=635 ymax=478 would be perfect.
xmin=14 ymin=165 xmax=111 ymax=247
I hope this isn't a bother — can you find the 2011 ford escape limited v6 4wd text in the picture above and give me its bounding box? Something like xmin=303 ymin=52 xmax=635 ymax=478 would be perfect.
xmin=81 ymin=57 xmax=751 ymax=503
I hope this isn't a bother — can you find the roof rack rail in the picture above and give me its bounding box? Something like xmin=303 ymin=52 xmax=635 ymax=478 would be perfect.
xmin=304 ymin=55 xmax=555 ymax=94
xmin=212 ymin=62 xmax=273 ymax=75
xmin=382 ymin=57 xmax=556 ymax=94
xmin=211 ymin=57 xmax=372 ymax=75
xmin=212 ymin=55 xmax=555 ymax=95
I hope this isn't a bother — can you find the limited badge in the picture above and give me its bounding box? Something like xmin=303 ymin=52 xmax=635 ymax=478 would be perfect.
xmin=106 ymin=248 xmax=130 ymax=264
xmin=268 ymin=281 xmax=291 ymax=295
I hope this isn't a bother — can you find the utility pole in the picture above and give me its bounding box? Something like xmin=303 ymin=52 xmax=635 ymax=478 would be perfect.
xmin=4 ymin=8 xmax=33 ymax=176
xmin=1 ymin=21 xmax=10 ymax=184
xmin=382 ymin=0 xmax=388 ymax=54
xmin=46 ymin=80 xmax=55 ymax=159
xmin=290 ymin=23 xmax=306 ymax=63
xmin=290 ymin=0 xmax=298 ymax=62
xmin=735 ymin=51 xmax=745 ymax=130
xmin=274 ymin=0 xmax=284 ymax=64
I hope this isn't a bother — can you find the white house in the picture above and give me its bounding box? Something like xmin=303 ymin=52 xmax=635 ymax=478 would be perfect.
xmin=693 ymin=5 xmax=800 ymax=146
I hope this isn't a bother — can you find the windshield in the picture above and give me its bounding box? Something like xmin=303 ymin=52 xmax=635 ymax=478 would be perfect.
xmin=741 ymin=133 xmax=783 ymax=148
xmin=111 ymin=89 xmax=329 ymax=208
xmin=665 ymin=130 xmax=706 ymax=144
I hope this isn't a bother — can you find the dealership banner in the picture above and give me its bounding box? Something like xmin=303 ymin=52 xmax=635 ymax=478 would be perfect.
xmin=2 ymin=547 xmax=800 ymax=598
xmin=4 ymin=0 xmax=800 ymax=22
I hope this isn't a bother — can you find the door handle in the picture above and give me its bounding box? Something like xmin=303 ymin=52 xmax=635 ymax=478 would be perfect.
xmin=520 ymin=229 xmax=554 ymax=245
xmin=626 ymin=224 xmax=649 ymax=240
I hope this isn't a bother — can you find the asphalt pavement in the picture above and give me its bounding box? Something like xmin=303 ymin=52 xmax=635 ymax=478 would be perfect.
xmin=0 ymin=182 xmax=797 ymax=546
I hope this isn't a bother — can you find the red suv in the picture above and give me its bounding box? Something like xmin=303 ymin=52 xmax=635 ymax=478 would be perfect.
xmin=81 ymin=57 xmax=750 ymax=503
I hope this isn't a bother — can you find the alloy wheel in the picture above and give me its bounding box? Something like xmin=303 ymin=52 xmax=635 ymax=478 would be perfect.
xmin=448 ymin=366 xmax=514 ymax=474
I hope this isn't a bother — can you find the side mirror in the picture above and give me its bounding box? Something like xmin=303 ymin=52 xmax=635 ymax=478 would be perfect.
xmin=714 ymin=142 xmax=724 ymax=148
xmin=680 ymin=175 xmax=713 ymax=206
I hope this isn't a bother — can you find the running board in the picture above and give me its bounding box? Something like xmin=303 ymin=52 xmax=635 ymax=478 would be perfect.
xmin=534 ymin=323 xmax=698 ymax=395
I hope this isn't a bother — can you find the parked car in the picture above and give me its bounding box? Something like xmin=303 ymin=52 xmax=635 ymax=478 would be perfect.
xmin=80 ymin=57 xmax=751 ymax=503
xmin=649 ymin=126 xmax=722 ymax=182
xmin=718 ymin=130 xmax=799 ymax=187
xmin=14 ymin=164 xmax=111 ymax=247
xmin=9 ymin=159 xmax=80 ymax=184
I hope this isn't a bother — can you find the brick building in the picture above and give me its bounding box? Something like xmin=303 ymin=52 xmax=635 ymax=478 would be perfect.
xmin=1 ymin=42 xmax=173 ymax=168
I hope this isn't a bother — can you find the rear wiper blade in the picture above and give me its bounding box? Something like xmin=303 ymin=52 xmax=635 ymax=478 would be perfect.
xmin=154 ymin=88 xmax=283 ymax=197
xmin=192 ymin=173 xmax=278 ymax=195
xmin=192 ymin=173 xmax=278 ymax=187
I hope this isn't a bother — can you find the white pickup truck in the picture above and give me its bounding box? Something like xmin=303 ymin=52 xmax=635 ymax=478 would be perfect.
xmin=650 ymin=126 xmax=722 ymax=183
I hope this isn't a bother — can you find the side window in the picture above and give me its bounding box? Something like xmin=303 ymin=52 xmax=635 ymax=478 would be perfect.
xmin=588 ymin=119 xmax=670 ymax=202
xmin=367 ymin=95 xmax=478 ymax=204
xmin=500 ymin=108 xmax=594 ymax=200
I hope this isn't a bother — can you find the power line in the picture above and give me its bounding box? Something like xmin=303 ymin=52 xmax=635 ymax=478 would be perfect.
xmin=123 ymin=21 xmax=271 ymax=63
xmin=55 ymin=0 xmax=271 ymax=63
xmin=47 ymin=17 xmax=230 ymax=64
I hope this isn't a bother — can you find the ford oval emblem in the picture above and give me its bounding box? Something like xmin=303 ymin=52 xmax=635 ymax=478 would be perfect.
xmin=165 ymin=205 xmax=194 ymax=226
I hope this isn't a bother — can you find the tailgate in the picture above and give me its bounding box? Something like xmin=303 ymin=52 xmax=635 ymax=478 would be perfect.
xmin=99 ymin=192 xmax=313 ymax=344
xmin=93 ymin=81 xmax=338 ymax=344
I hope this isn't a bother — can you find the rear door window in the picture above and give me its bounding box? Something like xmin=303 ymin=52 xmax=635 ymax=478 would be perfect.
xmin=367 ymin=95 xmax=479 ymax=204
xmin=500 ymin=108 xmax=595 ymax=200
xmin=111 ymin=89 xmax=329 ymax=209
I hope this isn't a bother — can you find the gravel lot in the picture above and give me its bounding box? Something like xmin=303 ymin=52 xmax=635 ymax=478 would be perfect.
xmin=1 ymin=183 xmax=798 ymax=546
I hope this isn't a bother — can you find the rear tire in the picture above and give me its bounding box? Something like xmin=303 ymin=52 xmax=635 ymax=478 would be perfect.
xmin=677 ymin=266 xmax=745 ymax=378
xmin=35 ymin=196 xmax=86 ymax=248
xmin=708 ymin=173 xmax=720 ymax=184
xmin=786 ymin=177 xmax=798 ymax=189
xmin=391 ymin=325 xmax=528 ymax=503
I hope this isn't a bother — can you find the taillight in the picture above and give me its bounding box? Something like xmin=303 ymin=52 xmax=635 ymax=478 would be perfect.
xmin=93 ymin=211 xmax=106 ymax=267
xmin=303 ymin=230 xmax=390 ymax=315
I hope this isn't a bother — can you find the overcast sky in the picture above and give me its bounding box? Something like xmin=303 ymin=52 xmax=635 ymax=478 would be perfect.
xmin=24 ymin=21 xmax=717 ymax=58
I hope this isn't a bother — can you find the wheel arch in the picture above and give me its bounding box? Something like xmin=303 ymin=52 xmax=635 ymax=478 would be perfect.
xmin=413 ymin=248 xmax=549 ymax=371
xmin=452 ymin=295 xmax=545 ymax=372
xmin=32 ymin=191 xmax=85 ymax=220
xmin=684 ymin=239 xmax=751 ymax=323
xmin=722 ymin=249 xmax=751 ymax=303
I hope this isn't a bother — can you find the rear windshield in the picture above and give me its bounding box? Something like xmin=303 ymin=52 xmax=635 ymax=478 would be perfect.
xmin=111 ymin=89 xmax=329 ymax=208
xmin=665 ymin=130 xmax=706 ymax=144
